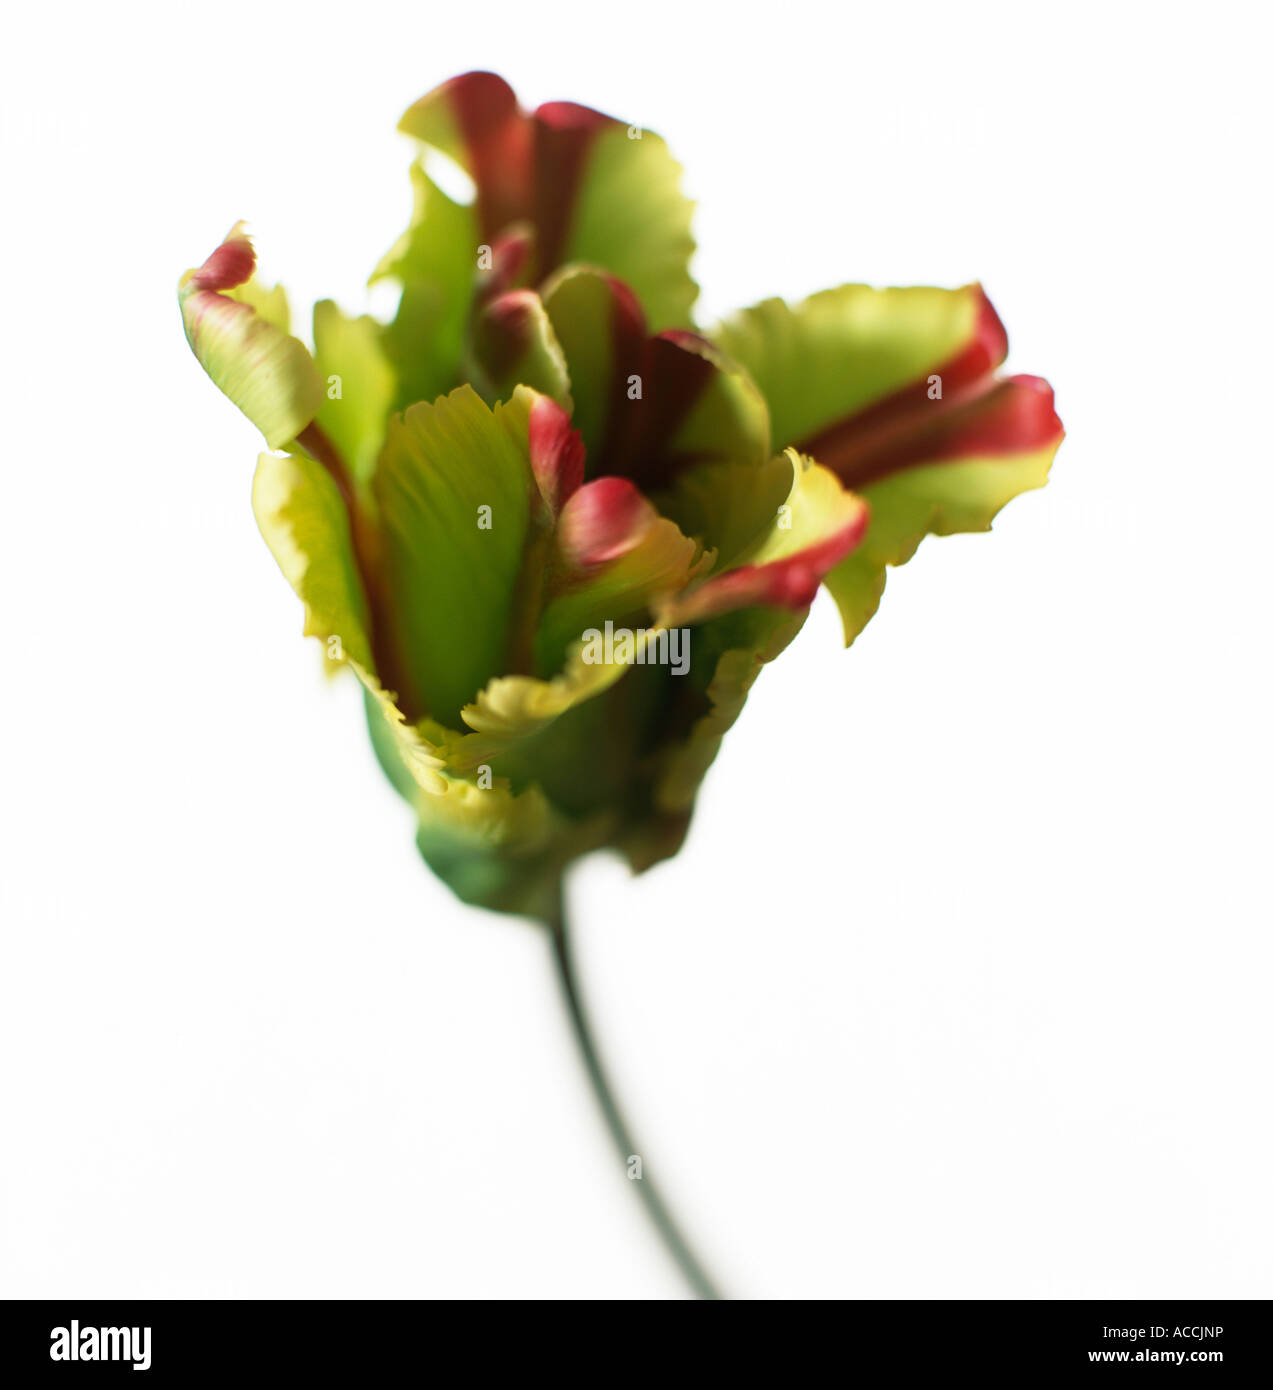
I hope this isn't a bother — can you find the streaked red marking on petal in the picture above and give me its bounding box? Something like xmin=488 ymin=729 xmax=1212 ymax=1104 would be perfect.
xmin=446 ymin=71 xmax=533 ymax=238
xmin=825 ymin=375 xmax=1064 ymax=489
xmin=947 ymin=374 xmax=1062 ymax=453
xmin=542 ymin=273 xmax=731 ymax=491
xmin=528 ymin=393 xmax=586 ymax=515
xmin=709 ymin=558 xmax=823 ymax=610
xmin=583 ymin=275 xmax=650 ymax=477
xmin=672 ymin=497 xmax=870 ymax=623
xmin=800 ymin=285 xmax=1010 ymax=471
xmin=189 ymin=227 xmax=255 ymax=292
xmin=532 ymin=102 xmax=614 ymax=279
xmin=556 ymin=476 xmax=655 ymax=567
xmin=600 ymin=332 xmax=719 ymax=488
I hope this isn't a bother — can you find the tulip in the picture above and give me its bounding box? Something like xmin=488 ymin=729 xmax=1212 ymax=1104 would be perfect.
xmin=179 ymin=72 xmax=1063 ymax=1297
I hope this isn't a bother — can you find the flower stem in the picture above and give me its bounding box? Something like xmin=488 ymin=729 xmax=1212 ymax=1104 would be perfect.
xmin=548 ymin=905 xmax=723 ymax=1300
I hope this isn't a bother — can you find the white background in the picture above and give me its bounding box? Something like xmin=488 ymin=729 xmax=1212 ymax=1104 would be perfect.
xmin=2 ymin=1 xmax=1269 ymax=1299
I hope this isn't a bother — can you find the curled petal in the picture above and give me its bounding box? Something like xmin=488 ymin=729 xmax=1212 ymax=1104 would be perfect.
xmin=399 ymin=74 xmax=697 ymax=326
xmin=826 ymin=373 xmax=1063 ymax=489
xmin=716 ymin=283 xmax=1063 ymax=643
xmin=541 ymin=267 xmax=769 ymax=489
xmin=252 ymin=448 xmax=374 ymax=672
xmin=178 ymin=223 xmax=323 ymax=449
xmin=400 ymin=71 xmax=531 ymax=239
xmin=662 ymin=451 xmax=868 ymax=626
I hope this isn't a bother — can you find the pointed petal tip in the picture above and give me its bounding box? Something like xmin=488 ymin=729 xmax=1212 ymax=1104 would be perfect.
xmin=528 ymin=393 xmax=585 ymax=514
xmin=183 ymin=222 xmax=256 ymax=295
xmin=178 ymin=224 xmax=322 ymax=450
xmin=666 ymin=462 xmax=869 ymax=625
xmin=556 ymin=476 xmax=655 ymax=567
xmin=399 ymin=70 xmax=519 ymax=136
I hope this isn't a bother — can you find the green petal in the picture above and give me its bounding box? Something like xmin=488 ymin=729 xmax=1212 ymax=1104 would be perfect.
xmin=714 ymin=284 xmax=995 ymax=450
xmin=538 ymin=266 xmax=633 ymax=463
xmin=627 ymin=330 xmax=770 ymax=488
xmin=253 ymin=444 xmax=450 ymax=792
xmin=398 ymin=74 xmax=698 ymax=328
xmin=824 ymin=441 xmax=1058 ymax=645
xmin=253 ymin=426 xmax=582 ymax=922
xmin=363 ymin=675 xmax=596 ymax=922
xmin=656 ymin=453 xmax=791 ymax=571
xmin=179 ymin=223 xmax=324 ymax=449
xmin=225 ymin=273 xmax=291 ymax=332
xmin=400 ymin=638 xmax=653 ymax=919
xmin=447 ymin=637 xmax=638 ymax=772
xmin=312 ymin=300 xmax=396 ymax=488
xmin=660 ymin=451 xmax=868 ymax=626
xmin=541 ymin=267 xmax=769 ymax=489
xmin=371 ymin=163 xmax=477 ymax=411
xmin=251 ymin=449 xmax=373 ymax=671
xmin=411 ymin=783 xmax=567 ymax=922
xmin=445 ymin=631 xmax=680 ymax=833
xmin=372 ymin=384 xmax=537 ymax=726
xmin=559 ymin=122 xmax=697 ymax=330
xmin=469 ymin=289 xmax=572 ymax=409
xmin=713 ymin=283 xmax=1063 ymax=644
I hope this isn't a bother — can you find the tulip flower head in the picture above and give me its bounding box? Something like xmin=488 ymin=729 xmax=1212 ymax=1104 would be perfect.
xmin=180 ymin=71 xmax=1063 ymax=925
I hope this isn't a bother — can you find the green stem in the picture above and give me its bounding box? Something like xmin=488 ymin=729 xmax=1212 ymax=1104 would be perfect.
xmin=548 ymin=905 xmax=723 ymax=1300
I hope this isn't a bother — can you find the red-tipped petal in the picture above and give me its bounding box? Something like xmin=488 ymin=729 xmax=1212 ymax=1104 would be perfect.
xmin=540 ymin=267 xmax=648 ymax=473
xmin=827 ymin=374 xmax=1064 ymax=490
xmin=799 ymin=284 xmax=1010 ymax=472
xmin=542 ymin=270 xmax=768 ymax=491
xmin=401 ymin=71 xmax=532 ymax=239
xmin=528 ymin=394 xmax=585 ymax=515
xmin=555 ymin=476 xmax=656 ymax=567
xmin=532 ymin=101 xmax=615 ymax=275
xmin=187 ymin=221 xmax=256 ymax=293
xmin=178 ymin=224 xmax=323 ymax=451
xmin=668 ymin=480 xmax=869 ymax=625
